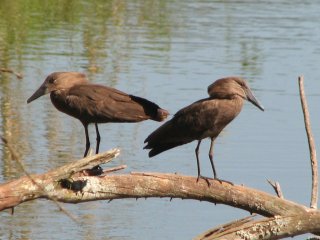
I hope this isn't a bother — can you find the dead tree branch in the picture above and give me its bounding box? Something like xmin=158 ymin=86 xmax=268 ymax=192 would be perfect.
xmin=299 ymin=75 xmax=318 ymax=209
xmin=0 ymin=162 xmax=309 ymax=216
xmin=103 ymin=165 xmax=127 ymax=174
xmin=0 ymin=148 xmax=120 ymax=211
xmin=267 ymin=179 xmax=284 ymax=199
xmin=195 ymin=213 xmax=320 ymax=240
xmin=47 ymin=172 xmax=308 ymax=217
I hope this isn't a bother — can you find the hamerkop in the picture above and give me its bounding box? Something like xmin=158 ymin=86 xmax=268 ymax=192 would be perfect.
xmin=27 ymin=72 xmax=169 ymax=157
xmin=144 ymin=77 xmax=264 ymax=180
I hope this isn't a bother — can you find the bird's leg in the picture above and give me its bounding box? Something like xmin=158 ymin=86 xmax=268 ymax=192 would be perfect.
xmin=83 ymin=123 xmax=90 ymax=157
xmin=195 ymin=140 xmax=210 ymax=186
xmin=92 ymin=123 xmax=102 ymax=174
xmin=209 ymin=138 xmax=233 ymax=185
xmin=81 ymin=123 xmax=103 ymax=176
xmin=95 ymin=123 xmax=101 ymax=154
xmin=209 ymin=137 xmax=217 ymax=179
xmin=195 ymin=140 xmax=202 ymax=179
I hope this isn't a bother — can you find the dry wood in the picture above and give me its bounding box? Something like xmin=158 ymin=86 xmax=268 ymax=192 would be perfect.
xmin=267 ymin=179 xmax=284 ymax=199
xmin=0 ymin=148 xmax=120 ymax=211
xmin=103 ymin=165 xmax=127 ymax=174
xmin=299 ymin=76 xmax=318 ymax=209
xmin=47 ymin=172 xmax=308 ymax=217
xmin=0 ymin=167 xmax=307 ymax=216
xmin=195 ymin=212 xmax=320 ymax=240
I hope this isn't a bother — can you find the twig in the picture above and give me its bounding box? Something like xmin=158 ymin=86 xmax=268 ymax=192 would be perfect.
xmin=298 ymin=76 xmax=318 ymax=209
xmin=1 ymin=135 xmax=80 ymax=223
xmin=0 ymin=68 xmax=23 ymax=79
xmin=103 ymin=165 xmax=127 ymax=174
xmin=267 ymin=179 xmax=284 ymax=199
xmin=71 ymin=164 xmax=126 ymax=177
xmin=194 ymin=214 xmax=257 ymax=240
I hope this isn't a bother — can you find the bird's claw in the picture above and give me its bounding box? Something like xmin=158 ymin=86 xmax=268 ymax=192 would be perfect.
xmin=81 ymin=165 xmax=103 ymax=176
xmin=196 ymin=175 xmax=234 ymax=186
xmin=214 ymin=178 xmax=234 ymax=185
xmin=196 ymin=175 xmax=213 ymax=186
xmin=220 ymin=179 xmax=234 ymax=185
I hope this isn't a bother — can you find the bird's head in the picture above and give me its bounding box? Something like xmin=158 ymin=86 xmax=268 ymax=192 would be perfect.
xmin=27 ymin=72 xmax=89 ymax=103
xmin=207 ymin=77 xmax=264 ymax=111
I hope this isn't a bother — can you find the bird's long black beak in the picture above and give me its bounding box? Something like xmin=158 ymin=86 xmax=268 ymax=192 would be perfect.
xmin=246 ymin=88 xmax=264 ymax=111
xmin=27 ymin=85 xmax=48 ymax=103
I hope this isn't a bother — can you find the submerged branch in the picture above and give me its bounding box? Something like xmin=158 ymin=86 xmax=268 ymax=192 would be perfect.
xmin=0 ymin=68 xmax=23 ymax=79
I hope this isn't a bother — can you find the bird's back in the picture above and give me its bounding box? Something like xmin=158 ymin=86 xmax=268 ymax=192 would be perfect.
xmin=144 ymin=97 xmax=243 ymax=157
xmin=50 ymin=84 xmax=168 ymax=124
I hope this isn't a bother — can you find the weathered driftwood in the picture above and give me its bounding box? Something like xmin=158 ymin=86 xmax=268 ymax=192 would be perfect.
xmin=195 ymin=213 xmax=320 ymax=240
xmin=0 ymin=150 xmax=306 ymax=215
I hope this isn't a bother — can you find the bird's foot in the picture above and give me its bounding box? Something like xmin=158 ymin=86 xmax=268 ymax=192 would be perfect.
xmin=59 ymin=178 xmax=88 ymax=193
xmin=196 ymin=175 xmax=213 ymax=186
xmin=214 ymin=178 xmax=234 ymax=185
xmin=81 ymin=165 xmax=103 ymax=176
xmin=196 ymin=175 xmax=234 ymax=186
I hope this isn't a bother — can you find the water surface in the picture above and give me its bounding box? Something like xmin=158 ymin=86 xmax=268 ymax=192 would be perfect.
xmin=1 ymin=1 xmax=320 ymax=239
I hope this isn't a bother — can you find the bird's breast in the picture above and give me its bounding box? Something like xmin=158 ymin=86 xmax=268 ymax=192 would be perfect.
xmin=50 ymin=91 xmax=85 ymax=121
xmin=198 ymin=97 xmax=244 ymax=139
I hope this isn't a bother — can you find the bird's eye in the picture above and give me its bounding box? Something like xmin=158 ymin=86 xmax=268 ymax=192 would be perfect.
xmin=48 ymin=78 xmax=56 ymax=84
xmin=238 ymin=81 xmax=245 ymax=87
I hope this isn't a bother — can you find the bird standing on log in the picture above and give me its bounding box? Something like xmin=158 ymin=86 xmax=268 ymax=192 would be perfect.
xmin=144 ymin=77 xmax=264 ymax=181
xmin=27 ymin=72 xmax=169 ymax=157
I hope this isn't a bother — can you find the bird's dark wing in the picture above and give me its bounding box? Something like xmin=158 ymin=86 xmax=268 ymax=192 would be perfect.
xmin=144 ymin=98 xmax=227 ymax=157
xmin=66 ymin=84 xmax=166 ymax=123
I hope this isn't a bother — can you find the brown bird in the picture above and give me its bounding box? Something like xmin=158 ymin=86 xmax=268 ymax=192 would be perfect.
xmin=144 ymin=77 xmax=264 ymax=180
xmin=27 ymin=72 xmax=169 ymax=157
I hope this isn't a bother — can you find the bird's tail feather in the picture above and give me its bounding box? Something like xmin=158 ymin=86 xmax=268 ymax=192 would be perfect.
xmin=144 ymin=119 xmax=191 ymax=157
xmin=130 ymin=95 xmax=169 ymax=122
xmin=145 ymin=142 xmax=183 ymax=157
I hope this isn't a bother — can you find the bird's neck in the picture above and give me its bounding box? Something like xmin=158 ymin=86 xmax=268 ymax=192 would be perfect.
xmin=50 ymin=90 xmax=68 ymax=108
xmin=221 ymin=96 xmax=244 ymax=118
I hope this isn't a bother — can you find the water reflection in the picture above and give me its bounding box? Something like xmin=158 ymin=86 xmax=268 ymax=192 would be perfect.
xmin=1 ymin=1 xmax=320 ymax=239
